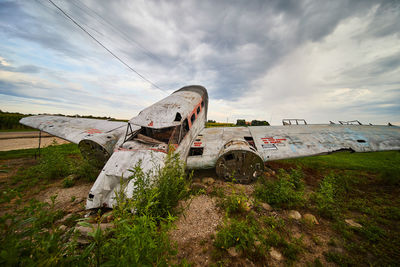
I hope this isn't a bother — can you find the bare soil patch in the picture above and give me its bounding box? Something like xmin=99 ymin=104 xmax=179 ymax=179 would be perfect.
xmin=0 ymin=133 xmax=69 ymax=151
xmin=170 ymin=194 xmax=223 ymax=266
xmin=36 ymin=180 xmax=92 ymax=213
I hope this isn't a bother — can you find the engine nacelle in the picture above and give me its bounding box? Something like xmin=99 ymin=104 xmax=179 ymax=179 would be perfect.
xmin=78 ymin=130 xmax=123 ymax=168
xmin=216 ymin=138 xmax=264 ymax=183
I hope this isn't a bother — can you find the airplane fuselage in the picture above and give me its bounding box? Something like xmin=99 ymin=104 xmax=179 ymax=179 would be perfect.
xmin=85 ymin=85 xmax=208 ymax=208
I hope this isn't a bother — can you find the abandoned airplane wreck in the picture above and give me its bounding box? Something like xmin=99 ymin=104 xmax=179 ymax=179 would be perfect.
xmin=20 ymin=85 xmax=400 ymax=209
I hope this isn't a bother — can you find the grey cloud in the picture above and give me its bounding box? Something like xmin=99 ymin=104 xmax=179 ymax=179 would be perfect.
xmin=0 ymin=64 xmax=41 ymax=73
xmin=0 ymin=0 xmax=399 ymax=123
xmin=347 ymin=52 xmax=400 ymax=77
xmin=365 ymin=1 xmax=400 ymax=38
xmin=0 ymin=1 xmax=91 ymax=58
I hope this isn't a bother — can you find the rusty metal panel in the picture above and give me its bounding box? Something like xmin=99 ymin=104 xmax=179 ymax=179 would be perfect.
xmin=248 ymin=125 xmax=400 ymax=161
xmin=86 ymin=149 xmax=166 ymax=209
xmin=186 ymin=127 xmax=252 ymax=169
xmin=129 ymin=89 xmax=203 ymax=128
xmin=20 ymin=115 xmax=127 ymax=144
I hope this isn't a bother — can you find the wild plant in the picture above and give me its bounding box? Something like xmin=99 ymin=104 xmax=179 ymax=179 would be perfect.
xmin=255 ymin=169 xmax=305 ymax=208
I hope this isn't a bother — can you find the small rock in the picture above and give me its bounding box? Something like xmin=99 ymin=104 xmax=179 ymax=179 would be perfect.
xmin=76 ymin=236 xmax=90 ymax=245
xmin=75 ymin=223 xmax=114 ymax=237
xmin=303 ymin=213 xmax=319 ymax=225
xmin=60 ymin=213 xmax=75 ymax=224
xmin=191 ymin=182 xmax=207 ymax=191
xmin=75 ymin=197 xmax=85 ymax=203
xmin=102 ymin=211 xmax=113 ymax=223
xmin=288 ymin=210 xmax=302 ymax=220
xmin=330 ymin=247 xmax=344 ymax=254
xmin=65 ymin=174 xmax=77 ymax=181
xmin=106 ymin=213 xmax=114 ymax=223
xmin=270 ymin=247 xmax=282 ymax=261
xmin=206 ymin=186 xmax=214 ymax=194
xmin=202 ymin=177 xmax=215 ymax=185
xmin=192 ymin=177 xmax=201 ymax=183
xmin=227 ymin=247 xmax=240 ymax=257
xmin=244 ymin=258 xmax=256 ymax=267
xmin=75 ymin=225 xmax=93 ymax=237
xmin=244 ymin=201 xmax=252 ymax=212
xmin=261 ymin=202 xmax=272 ymax=211
xmin=59 ymin=225 xmax=67 ymax=231
xmin=345 ymin=219 xmax=362 ymax=228
xmin=98 ymin=223 xmax=114 ymax=230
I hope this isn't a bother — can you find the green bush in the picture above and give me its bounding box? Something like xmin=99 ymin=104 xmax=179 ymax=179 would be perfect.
xmin=73 ymin=158 xmax=100 ymax=182
xmin=103 ymin=215 xmax=175 ymax=266
xmin=99 ymin=153 xmax=188 ymax=265
xmin=262 ymin=219 xmax=303 ymax=262
xmin=117 ymin=153 xmax=190 ymax=219
xmin=0 ymin=197 xmax=78 ymax=266
xmin=314 ymin=172 xmax=351 ymax=218
xmin=62 ymin=176 xmax=75 ymax=188
xmin=0 ymin=151 xmax=190 ymax=266
xmin=255 ymin=169 xmax=305 ymax=208
xmin=34 ymin=143 xmax=73 ymax=180
xmin=219 ymin=185 xmax=249 ymax=215
xmin=214 ymin=218 xmax=258 ymax=253
xmin=324 ymin=251 xmax=355 ymax=266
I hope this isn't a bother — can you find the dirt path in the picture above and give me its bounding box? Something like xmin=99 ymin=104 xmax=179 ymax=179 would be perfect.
xmin=0 ymin=131 xmax=52 ymax=139
xmin=0 ymin=131 xmax=69 ymax=151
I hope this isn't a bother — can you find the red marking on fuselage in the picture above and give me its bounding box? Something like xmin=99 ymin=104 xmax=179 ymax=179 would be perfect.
xmin=262 ymin=137 xmax=287 ymax=144
xmin=86 ymin=128 xmax=102 ymax=134
xmin=148 ymin=121 xmax=154 ymax=127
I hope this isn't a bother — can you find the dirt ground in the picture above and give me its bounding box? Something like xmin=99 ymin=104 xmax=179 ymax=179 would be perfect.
xmin=0 ymin=131 xmax=69 ymax=151
xmin=170 ymin=194 xmax=223 ymax=266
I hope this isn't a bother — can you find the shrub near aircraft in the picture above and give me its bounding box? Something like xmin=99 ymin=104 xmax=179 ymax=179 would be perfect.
xmin=20 ymin=85 xmax=400 ymax=209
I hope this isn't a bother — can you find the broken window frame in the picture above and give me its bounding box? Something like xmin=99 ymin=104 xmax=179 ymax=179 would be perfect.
xmin=123 ymin=123 xmax=138 ymax=142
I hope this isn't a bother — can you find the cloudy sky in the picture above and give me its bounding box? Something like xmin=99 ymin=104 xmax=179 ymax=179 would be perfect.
xmin=0 ymin=0 xmax=399 ymax=125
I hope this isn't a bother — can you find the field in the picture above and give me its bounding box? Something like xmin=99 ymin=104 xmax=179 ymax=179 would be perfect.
xmin=0 ymin=143 xmax=399 ymax=266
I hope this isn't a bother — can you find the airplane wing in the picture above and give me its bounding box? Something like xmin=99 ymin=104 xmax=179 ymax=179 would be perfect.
xmin=20 ymin=115 xmax=127 ymax=144
xmin=186 ymin=124 xmax=400 ymax=182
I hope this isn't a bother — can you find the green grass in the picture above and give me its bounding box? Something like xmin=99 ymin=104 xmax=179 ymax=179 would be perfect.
xmin=279 ymin=151 xmax=400 ymax=174
xmin=205 ymin=122 xmax=236 ymax=128
xmin=0 ymin=144 xmax=96 ymax=204
xmin=218 ymin=184 xmax=250 ymax=216
xmin=255 ymin=168 xmax=305 ymax=209
xmin=0 ymin=150 xmax=191 ymax=266
xmin=0 ymin=143 xmax=80 ymax=160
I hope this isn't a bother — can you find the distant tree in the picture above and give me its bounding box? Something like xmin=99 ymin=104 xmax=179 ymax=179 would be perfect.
xmin=250 ymin=120 xmax=270 ymax=126
xmin=236 ymin=119 xmax=246 ymax=126
xmin=207 ymin=120 xmax=216 ymax=123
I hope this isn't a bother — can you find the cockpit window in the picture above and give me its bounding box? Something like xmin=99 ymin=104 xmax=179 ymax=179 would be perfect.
xmin=197 ymin=107 xmax=200 ymax=114
xmin=144 ymin=127 xmax=174 ymax=143
xmin=191 ymin=113 xmax=195 ymax=125
xmin=174 ymin=112 xmax=182 ymax=122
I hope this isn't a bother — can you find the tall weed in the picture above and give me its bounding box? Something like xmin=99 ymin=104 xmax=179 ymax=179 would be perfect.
xmin=123 ymin=153 xmax=191 ymax=219
xmin=0 ymin=197 xmax=79 ymax=266
xmin=314 ymin=172 xmax=351 ymax=218
xmin=255 ymin=168 xmax=305 ymax=208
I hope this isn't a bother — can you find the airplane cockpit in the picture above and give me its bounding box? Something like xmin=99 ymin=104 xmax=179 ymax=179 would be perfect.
xmin=118 ymin=118 xmax=190 ymax=153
